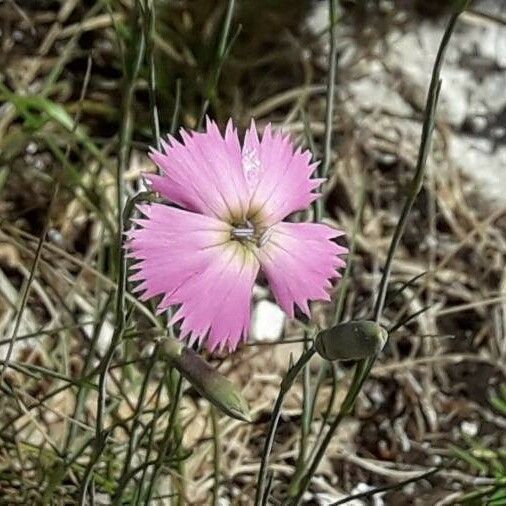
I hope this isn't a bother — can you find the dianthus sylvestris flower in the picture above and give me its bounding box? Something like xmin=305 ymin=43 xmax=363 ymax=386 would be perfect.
xmin=127 ymin=119 xmax=347 ymax=352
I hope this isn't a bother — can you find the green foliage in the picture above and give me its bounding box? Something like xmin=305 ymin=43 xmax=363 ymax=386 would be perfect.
xmin=451 ymin=384 xmax=506 ymax=504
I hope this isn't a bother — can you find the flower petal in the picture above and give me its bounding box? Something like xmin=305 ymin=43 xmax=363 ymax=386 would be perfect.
xmin=243 ymin=121 xmax=323 ymax=226
xmin=148 ymin=118 xmax=250 ymax=222
xmin=258 ymin=221 xmax=347 ymax=318
xmin=170 ymin=241 xmax=259 ymax=352
xmin=127 ymin=204 xmax=259 ymax=351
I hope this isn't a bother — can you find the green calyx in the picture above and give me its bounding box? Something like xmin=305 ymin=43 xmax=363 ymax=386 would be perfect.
xmin=314 ymin=320 xmax=388 ymax=361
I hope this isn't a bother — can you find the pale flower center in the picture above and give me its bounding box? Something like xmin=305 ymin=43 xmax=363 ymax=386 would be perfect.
xmin=231 ymin=220 xmax=271 ymax=248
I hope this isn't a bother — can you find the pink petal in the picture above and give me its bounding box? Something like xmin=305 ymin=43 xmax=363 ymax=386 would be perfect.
xmin=127 ymin=204 xmax=259 ymax=352
xmin=243 ymin=121 xmax=322 ymax=227
xmin=170 ymin=241 xmax=259 ymax=352
xmin=258 ymin=221 xmax=347 ymax=318
xmin=148 ymin=118 xmax=250 ymax=222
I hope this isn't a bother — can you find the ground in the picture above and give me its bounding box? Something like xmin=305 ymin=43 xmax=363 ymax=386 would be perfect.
xmin=0 ymin=0 xmax=505 ymax=504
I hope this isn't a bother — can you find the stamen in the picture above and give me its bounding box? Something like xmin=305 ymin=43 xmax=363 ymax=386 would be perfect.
xmin=231 ymin=220 xmax=271 ymax=247
xmin=258 ymin=226 xmax=273 ymax=247
xmin=232 ymin=227 xmax=256 ymax=239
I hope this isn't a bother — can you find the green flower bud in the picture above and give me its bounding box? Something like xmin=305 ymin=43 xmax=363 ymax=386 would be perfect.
xmin=160 ymin=338 xmax=251 ymax=422
xmin=314 ymin=320 xmax=388 ymax=361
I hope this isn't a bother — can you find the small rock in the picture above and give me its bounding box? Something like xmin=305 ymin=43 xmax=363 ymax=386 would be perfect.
xmin=250 ymin=300 xmax=285 ymax=342
xmin=461 ymin=420 xmax=479 ymax=437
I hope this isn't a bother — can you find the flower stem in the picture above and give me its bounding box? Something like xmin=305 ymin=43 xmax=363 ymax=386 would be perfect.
xmin=144 ymin=373 xmax=184 ymax=504
xmin=315 ymin=0 xmax=339 ymax=222
xmin=286 ymin=1 xmax=469 ymax=502
xmin=78 ymin=2 xmax=146 ymax=502
xmin=199 ymin=0 xmax=237 ymax=126
xmin=143 ymin=0 xmax=161 ymax=151
xmin=321 ymin=0 xmax=339 ymax=181
xmin=211 ymin=406 xmax=221 ymax=506
xmin=254 ymin=346 xmax=317 ymax=506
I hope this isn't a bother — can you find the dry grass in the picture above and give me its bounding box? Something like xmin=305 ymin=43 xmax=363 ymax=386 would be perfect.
xmin=0 ymin=0 xmax=505 ymax=504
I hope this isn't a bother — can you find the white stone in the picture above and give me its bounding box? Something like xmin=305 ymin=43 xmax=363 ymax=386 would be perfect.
xmin=349 ymin=79 xmax=414 ymax=117
xmin=81 ymin=317 xmax=114 ymax=355
xmin=461 ymin=420 xmax=479 ymax=437
xmin=250 ymin=300 xmax=285 ymax=342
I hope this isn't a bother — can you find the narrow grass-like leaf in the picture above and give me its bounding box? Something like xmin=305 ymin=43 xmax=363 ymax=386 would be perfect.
xmin=254 ymin=346 xmax=317 ymax=505
xmin=287 ymin=4 xmax=469 ymax=500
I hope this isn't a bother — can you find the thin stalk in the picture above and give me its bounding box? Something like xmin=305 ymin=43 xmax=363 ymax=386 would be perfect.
xmin=333 ymin=177 xmax=366 ymax=325
xmin=254 ymin=346 xmax=317 ymax=506
xmin=389 ymin=306 xmax=431 ymax=334
xmin=287 ymin=360 xmax=370 ymax=505
xmin=321 ymin=0 xmax=338 ymax=180
xmin=300 ymin=340 xmax=311 ymax=464
xmin=291 ymin=336 xmax=313 ymax=489
xmin=295 ymin=111 xmax=323 ymax=474
xmin=0 ymin=181 xmax=58 ymax=384
xmin=216 ymin=0 xmax=236 ymax=60
xmin=96 ymin=25 xmax=144 ymax=433
xmin=0 ymin=53 xmax=93 ymax=383
xmin=0 ymin=321 xmax=97 ymax=347
xmin=135 ymin=374 xmax=168 ymax=504
xmin=169 ymin=372 xmax=186 ymax=506
xmin=211 ymin=406 xmax=221 ymax=506
xmin=330 ymin=466 xmax=440 ymax=505
xmin=384 ymin=271 xmax=427 ymax=309
xmin=143 ymin=0 xmax=161 ymax=150
xmin=286 ymin=3 xmax=469 ymax=503
xmin=304 ymin=363 xmax=338 ymax=467
xmin=315 ymin=0 xmax=339 ymax=221
xmin=294 ymin=17 xmax=345 ymax=471
xmin=78 ymin=3 xmax=146 ymax=502
xmin=288 ymin=56 xmax=367 ymax=502
xmin=171 ymin=79 xmax=182 ymax=135
xmin=144 ymin=373 xmax=184 ymax=504
xmin=372 ymin=0 xmax=468 ymax=322
xmin=65 ymin=296 xmax=112 ymax=453
xmin=110 ymin=346 xmax=160 ymax=504
xmin=294 ymin=69 xmax=352 ymax=478
xmin=287 ymin=361 xmax=338 ymax=497
xmin=198 ymin=0 xmax=237 ymax=126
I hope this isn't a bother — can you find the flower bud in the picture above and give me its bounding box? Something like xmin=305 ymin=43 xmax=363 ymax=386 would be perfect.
xmin=314 ymin=320 xmax=388 ymax=361
xmin=160 ymin=338 xmax=251 ymax=422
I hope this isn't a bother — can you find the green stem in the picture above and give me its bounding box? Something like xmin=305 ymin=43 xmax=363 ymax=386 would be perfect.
xmin=134 ymin=375 xmax=167 ymax=504
xmin=321 ymin=0 xmax=338 ymax=180
xmin=287 ymin=12 xmax=366 ymax=498
xmin=199 ymin=0 xmax=237 ymax=126
xmin=286 ymin=2 xmax=469 ymax=503
xmin=0 ymin=54 xmax=94 ymax=384
xmin=211 ymin=406 xmax=221 ymax=506
xmin=333 ymin=177 xmax=366 ymax=325
xmin=315 ymin=0 xmax=339 ymax=221
xmin=77 ymin=3 xmax=146 ymax=502
xmin=287 ymin=360 xmax=371 ymax=505
xmin=330 ymin=465 xmax=440 ymax=505
xmin=144 ymin=0 xmax=161 ymax=150
xmin=372 ymin=1 xmax=468 ymax=323
xmin=0 ymin=182 xmax=59 ymax=384
xmin=110 ymin=346 xmax=159 ymax=504
xmin=144 ymin=373 xmax=184 ymax=503
xmin=254 ymin=346 xmax=316 ymax=506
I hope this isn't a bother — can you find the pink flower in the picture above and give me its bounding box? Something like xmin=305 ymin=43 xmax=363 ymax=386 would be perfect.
xmin=127 ymin=119 xmax=347 ymax=352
